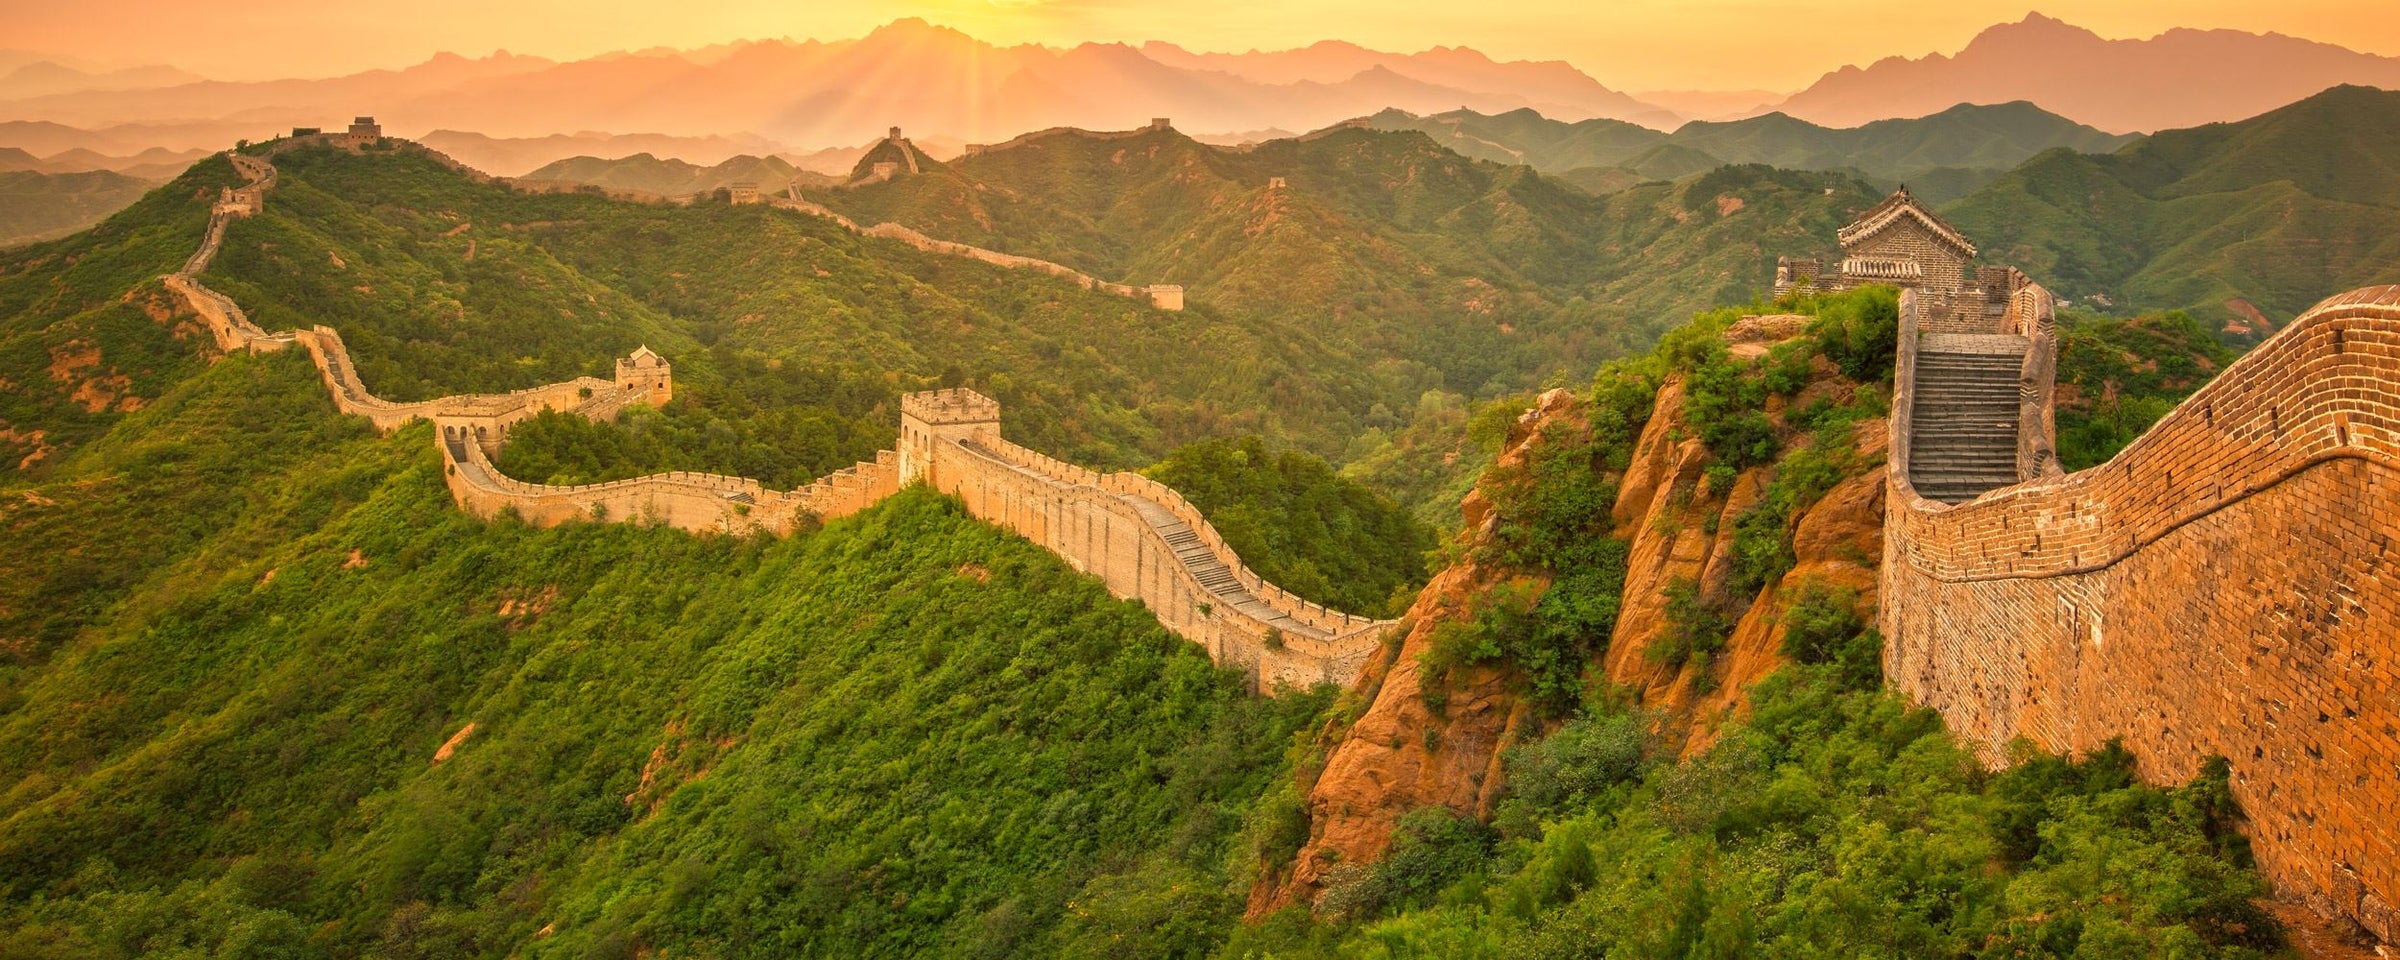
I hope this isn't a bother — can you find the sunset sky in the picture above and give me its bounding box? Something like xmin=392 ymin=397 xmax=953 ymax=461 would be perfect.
xmin=6 ymin=0 xmax=2397 ymax=92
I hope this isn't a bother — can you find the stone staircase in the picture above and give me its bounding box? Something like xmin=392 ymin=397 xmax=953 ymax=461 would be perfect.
xmin=1909 ymin=348 xmax=2024 ymax=504
xmin=1119 ymin=495 xmax=1317 ymax=638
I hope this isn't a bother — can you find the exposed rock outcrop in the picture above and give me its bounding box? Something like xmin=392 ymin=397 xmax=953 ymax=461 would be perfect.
xmin=1255 ymin=324 xmax=1891 ymax=914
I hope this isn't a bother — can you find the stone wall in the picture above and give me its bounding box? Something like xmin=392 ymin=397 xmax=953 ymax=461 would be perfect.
xmin=1882 ymin=285 xmax=2400 ymax=942
xmin=898 ymin=389 xmax=1396 ymax=688
xmin=773 ymin=184 xmax=1185 ymax=311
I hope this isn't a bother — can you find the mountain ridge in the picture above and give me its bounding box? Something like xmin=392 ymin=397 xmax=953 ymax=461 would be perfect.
xmin=1773 ymin=12 xmax=2400 ymax=132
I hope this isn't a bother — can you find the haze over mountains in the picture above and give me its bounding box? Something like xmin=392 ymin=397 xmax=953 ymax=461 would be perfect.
xmin=4 ymin=13 xmax=2399 ymax=167
xmin=1776 ymin=13 xmax=2400 ymax=132
xmin=1368 ymin=101 xmax=2138 ymax=203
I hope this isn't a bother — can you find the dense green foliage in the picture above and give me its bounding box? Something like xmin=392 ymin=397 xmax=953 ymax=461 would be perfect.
xmin=2051 ymin=309 xmax=2238 ymax=470
xmin=1231 ymin=666 xmax=2281 ymax=959
xmin=1946 ymin=85 xmax=2400 ymax=328
xmin=1370 ymin=102 xmax=2137 ymax=204
xmin=493 ymin=350 xmax=897 ymax=490
xmin=1144 ymin=436 xmax=1436 ymax=616
xmin=0 ymin=351 xmax=1329 ymax=959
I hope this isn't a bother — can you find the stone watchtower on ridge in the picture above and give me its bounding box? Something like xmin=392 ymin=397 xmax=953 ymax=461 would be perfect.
xmin=615 ymin=346 xmax=672 ymax=406
xmin=1777 ymin=187 xmax=1975 ymax=295
xmin=898 ymin=388 xmax=1000 ymax=486
xmin=1778 ymin=186 xmax=2033 ymax=332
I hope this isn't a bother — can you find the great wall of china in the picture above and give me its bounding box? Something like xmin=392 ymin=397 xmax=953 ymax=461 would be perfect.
xmin=154 ymin=132 xmax=2400 ymax=941
xmin=164 ymin=143 xmax=1388 ymax=688
xmin=1847 ymin=193 xmax=2400 ymax=941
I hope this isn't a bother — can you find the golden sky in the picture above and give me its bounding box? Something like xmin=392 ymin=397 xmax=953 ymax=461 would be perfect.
xmin=7 ymin=0 xmax=2398 ymax=92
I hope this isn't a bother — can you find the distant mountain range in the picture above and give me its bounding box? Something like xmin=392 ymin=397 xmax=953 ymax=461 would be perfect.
xmin=0 ymin=61 xmax=203 ymax=101
xmin=1943 ymin=84 xmax=2400 ymax=328
xmin=0 ymin=168 xmax=156 ymax=246
xmin=1776 ymin=13 xmax=2400 ymax=133
xmin=0 ymin=19 xmax=1675 ymax=149
xmin=0 ymin=143 xmax=207 ymax=180
xmin=415 ymin=130 xmax=886 ymax=179
xmin=5 ymin=14 xmax=2398 ymax=163
xmin=1369 ymin=101 xmax=2137 ymax=203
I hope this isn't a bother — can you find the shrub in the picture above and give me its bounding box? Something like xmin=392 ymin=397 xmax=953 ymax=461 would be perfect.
xmin=1810 ymin=285 xmax=1900 ymax=382
xmin=1778 ymin=581 xmax=1881 ymax=691
xmin=1507 ymin=710 xmax=1659 ymax=813
xmin=1650 ymin=576 xmax=1732 ymax=669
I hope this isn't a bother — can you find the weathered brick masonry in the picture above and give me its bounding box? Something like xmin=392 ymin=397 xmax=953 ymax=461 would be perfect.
xmin=1883 ymin=285 xmax=2400 ymax=941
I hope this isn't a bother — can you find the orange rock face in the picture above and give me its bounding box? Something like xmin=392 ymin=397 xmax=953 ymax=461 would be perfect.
xmin=1252 ymin=333 xmax=1895 ymax=915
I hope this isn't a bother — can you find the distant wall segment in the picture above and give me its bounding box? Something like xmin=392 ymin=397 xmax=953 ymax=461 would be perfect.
xmin=1881 ymin=285 xmax=2400 ymax=942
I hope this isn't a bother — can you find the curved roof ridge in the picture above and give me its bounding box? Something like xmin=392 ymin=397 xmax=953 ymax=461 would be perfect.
xmin=1837 ymin=187 xmax=1977 ymax=258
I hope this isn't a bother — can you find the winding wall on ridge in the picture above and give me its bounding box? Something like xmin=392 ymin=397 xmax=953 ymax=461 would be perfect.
xmin=1881 ymin=285 xmax=2400 ymax=942
xmin=161 ymin=146 xmax=1382 ymax=687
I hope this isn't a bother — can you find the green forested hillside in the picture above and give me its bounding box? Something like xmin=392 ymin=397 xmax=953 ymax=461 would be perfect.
xmin=1370 ymin=101 xmax=2137 ymax=203
xmin=1944 ymin=85 xmax=2400 ymax=330
xmin=0 ymin=156 xmax=243 ymax=471
xmin=0 ymin=350 xmax=1328 ymax=958
xmin=6 ymin=142 xmax=1414 ymax=479
xmin=815 ymin=125 xmax=1884 ymax=397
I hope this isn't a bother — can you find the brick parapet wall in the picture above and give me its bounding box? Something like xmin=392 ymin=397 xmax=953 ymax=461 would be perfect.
xmin=1882 ymin=285 xmax=2400 ymax=941
xmin=922 ymin=429 xmax=1393 ymax=687
xmin=441 ymin=426 xmax=800 ymax=535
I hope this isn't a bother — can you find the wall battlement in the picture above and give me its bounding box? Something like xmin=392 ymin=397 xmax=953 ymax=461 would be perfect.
xmin=1882 ymin=284 xmax=2400 ymax=942
xmin=159 ymin=148 xmax=1380 ymax=688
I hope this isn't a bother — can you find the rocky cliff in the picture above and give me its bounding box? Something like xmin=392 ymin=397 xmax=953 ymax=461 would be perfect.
xmin=1253 ymin=316 xmax=1889 ymax=913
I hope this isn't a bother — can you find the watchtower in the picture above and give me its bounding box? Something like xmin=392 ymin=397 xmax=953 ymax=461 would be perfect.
xmin=615 ymin=346 xmax=672 ymax=406
xmin=898 ymin=388 xmax=1001 ymax=484
xmin=344 ymin=116 xmax=382 ymax=146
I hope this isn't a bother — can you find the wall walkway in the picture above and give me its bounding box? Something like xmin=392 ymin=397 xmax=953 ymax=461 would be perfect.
xmin=1881 ymin=284 xmax=2400 ymax=942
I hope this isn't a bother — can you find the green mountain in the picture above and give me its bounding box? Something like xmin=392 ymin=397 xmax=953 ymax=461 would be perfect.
xmin=811 ymin=125 xmax=1883 ymax=398
xmin=518 ymin=153 xmax=834 ymax=198
xmin=1371 ymin=102 xmax=2138 ymax=203
xmin=1944 ymin=85 xmax=2400 ymax=330
xmin=0 ymin=169 xmax=163 ymax=247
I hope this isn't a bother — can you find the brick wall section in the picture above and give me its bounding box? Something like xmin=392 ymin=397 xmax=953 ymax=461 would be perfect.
xmin=899 ymin=389 xmax=1399 ymax=688
xmin=1883 ymin=284 xmax=2400 ymax=941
